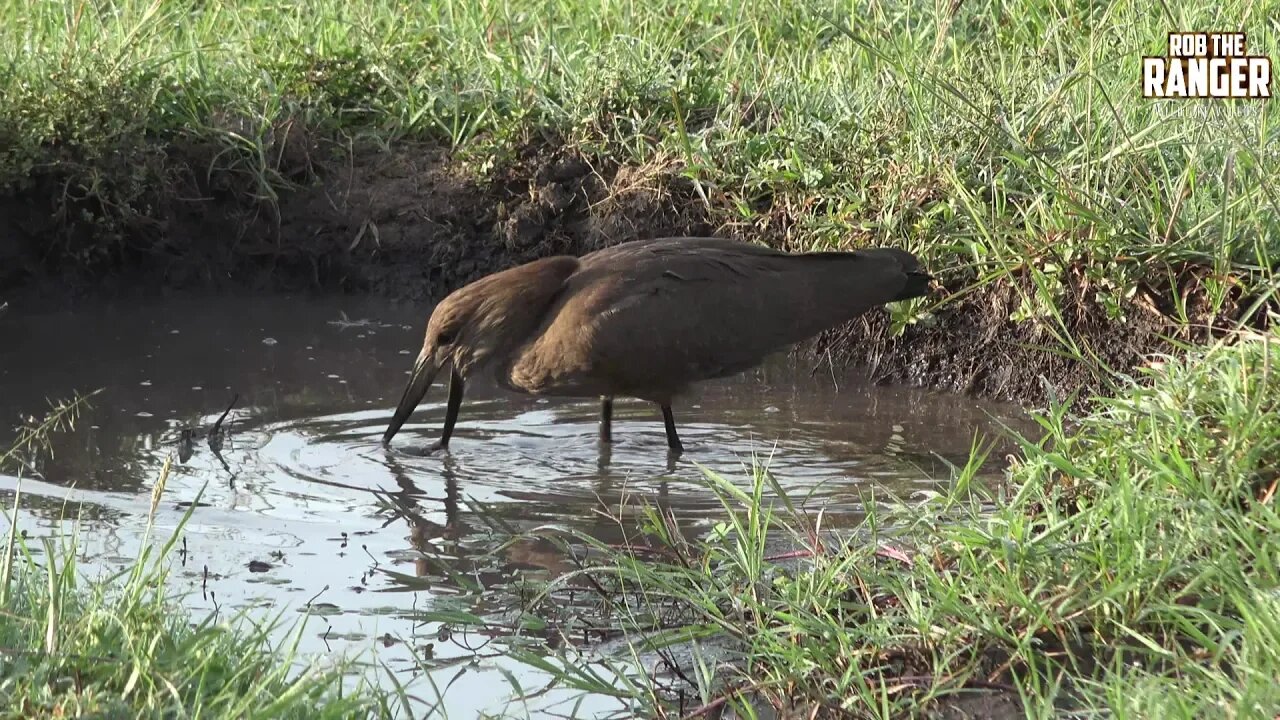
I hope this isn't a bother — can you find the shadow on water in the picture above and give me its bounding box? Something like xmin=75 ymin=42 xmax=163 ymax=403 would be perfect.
xmin=0 ymin=293 xmax=1036 ymax=717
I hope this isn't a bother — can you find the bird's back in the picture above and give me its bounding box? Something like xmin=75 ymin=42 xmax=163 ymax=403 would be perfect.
xmin=508 ymin=238 xmax=927 ymax=402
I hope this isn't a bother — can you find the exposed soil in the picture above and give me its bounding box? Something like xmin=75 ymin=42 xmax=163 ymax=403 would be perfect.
xmin=0 ymin=138 xmax=1218 ymax=407
xmin=812 ymin=277 xmax=1177 ymax=403
xmin=0 ymin=138 xmax=711 ymax=301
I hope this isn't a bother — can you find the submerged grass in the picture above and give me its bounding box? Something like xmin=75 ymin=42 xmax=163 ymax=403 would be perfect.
xmin=2 ymin=0 xmax=1277 ymax=340
xmin=0 ymin=404 xmax=400 ymax=719
xmin=473 ymin=328 xmax=1280 ymax=718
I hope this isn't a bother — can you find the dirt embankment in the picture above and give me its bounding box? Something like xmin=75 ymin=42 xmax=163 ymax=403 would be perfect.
xmin=0 ymin=139 xmax=1201 ymax=406
xmin=1 ymin=139 xmax=711 ymax=301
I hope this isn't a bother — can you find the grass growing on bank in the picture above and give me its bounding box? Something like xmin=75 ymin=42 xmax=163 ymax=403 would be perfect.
xmin=3 ymin=0 xmax=1277 ymax=337
xmin=477 ymin=328 xmax=1280 ymax=718
xmin=0 ymin=407 xmax=399 ymax=719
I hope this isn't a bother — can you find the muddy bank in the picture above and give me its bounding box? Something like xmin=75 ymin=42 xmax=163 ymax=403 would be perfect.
xmin=0 ymin=139 xmax=1205 ymax=406
xmin=0 ymin=138 xmax=713 ymax=300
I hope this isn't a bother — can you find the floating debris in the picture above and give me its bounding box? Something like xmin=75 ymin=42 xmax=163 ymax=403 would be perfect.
xmin=302 ymin=602 xmax=342 ymax=616
xmin=208 ymin=393 xmax=237 ymax=454
xmin=327 ymin=311 xmax=384 ymax=330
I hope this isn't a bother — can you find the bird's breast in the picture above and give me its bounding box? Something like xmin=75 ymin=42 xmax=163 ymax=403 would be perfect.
xmin=502 ymin=361 xmax=605 ymax=398
xmin=502 ymin=324 xmax=609 ymax=398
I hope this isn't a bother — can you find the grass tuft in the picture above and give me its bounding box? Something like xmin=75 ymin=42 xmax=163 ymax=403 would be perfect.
xmin=466 ymin=328 xmax=1280 ymax=717
xmin=0 ymin=404 xmax=398 ymax=719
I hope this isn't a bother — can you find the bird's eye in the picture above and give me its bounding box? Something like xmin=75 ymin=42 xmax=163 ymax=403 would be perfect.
xmin=436 ymin=329 xmax=457 ymax=346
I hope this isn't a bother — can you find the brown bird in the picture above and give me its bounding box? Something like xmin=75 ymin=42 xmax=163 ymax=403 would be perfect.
xmin=382 ymin=237 xmax=931 ymax=454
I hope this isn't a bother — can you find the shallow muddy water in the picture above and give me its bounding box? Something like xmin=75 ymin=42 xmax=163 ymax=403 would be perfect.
xmin=0 ymin=294 xmax=1032 ymax=717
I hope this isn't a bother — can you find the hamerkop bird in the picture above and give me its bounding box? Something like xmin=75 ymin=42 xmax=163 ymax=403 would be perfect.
xmin=382 ymin=237 xmax=931 ymax=454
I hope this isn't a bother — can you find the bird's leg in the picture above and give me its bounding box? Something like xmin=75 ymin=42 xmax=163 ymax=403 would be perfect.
xmin=425 ymin=369 xmax=465 ymax=455
xmin=599 ymin=396 xmax=613 ymax=443
xmin=660 ymin=404 xmax=684 ymax=454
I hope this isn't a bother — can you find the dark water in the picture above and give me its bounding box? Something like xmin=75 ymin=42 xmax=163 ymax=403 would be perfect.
xmin=0 ymin=294 xmax=1031 ymax=717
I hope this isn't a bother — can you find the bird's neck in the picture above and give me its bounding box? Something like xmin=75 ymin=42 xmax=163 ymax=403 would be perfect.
xmin=471 ymin=255 xmax=581 ymax=383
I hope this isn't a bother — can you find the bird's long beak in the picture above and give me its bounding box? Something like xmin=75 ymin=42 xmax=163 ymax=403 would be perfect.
xmin=382 ymin=352 xmax=441 ymax=446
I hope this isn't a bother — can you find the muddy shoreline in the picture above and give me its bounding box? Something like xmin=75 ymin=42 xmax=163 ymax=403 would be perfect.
xmin=1 ymin=140 xmax=1186 ymax=406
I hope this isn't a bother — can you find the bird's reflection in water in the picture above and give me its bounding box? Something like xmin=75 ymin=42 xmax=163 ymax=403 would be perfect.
xmin=373 ymin=438 xmax=686 ymax=592
xmin=377 ymin=449 xmax=578 ymax=582
xmin=596 ymin=440 xmax=611 ymax=471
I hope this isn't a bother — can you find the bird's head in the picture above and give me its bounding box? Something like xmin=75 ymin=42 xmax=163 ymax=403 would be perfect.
xmin=876 ymin=248 xmax=933 ymax=301
xmin=382 ymin=256 xmax=580 ymax=446
xmin=416 ymin=285 xmax=489 ymax=380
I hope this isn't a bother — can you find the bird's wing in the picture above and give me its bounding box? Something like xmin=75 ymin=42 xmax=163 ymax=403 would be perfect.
xmin=546 ymin=239 xmax=910 ymax=400
xmin=577 ymin=236 xmax=790 ymax=270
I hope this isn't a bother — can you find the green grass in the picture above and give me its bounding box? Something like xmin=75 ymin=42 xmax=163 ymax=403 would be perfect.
xmin=459 ymin=328 xmax=1280 ymax=718
xmin=0 ymin=406 xmax=402 ymax=720
xmin=2 ymin=0 xmax=1277 ymax=339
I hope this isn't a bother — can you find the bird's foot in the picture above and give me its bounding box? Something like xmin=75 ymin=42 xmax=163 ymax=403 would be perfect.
xmin=665 ymin=446 xmax=682 ymax=472
xmin=422 ymin=440 xmax=450 ymax=456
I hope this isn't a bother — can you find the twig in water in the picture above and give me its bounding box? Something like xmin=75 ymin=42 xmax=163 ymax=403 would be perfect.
xmin=305 ymin=585 xmax=331 ymax=607
xmin=207 ymin=393 xmax=238 ymax=452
